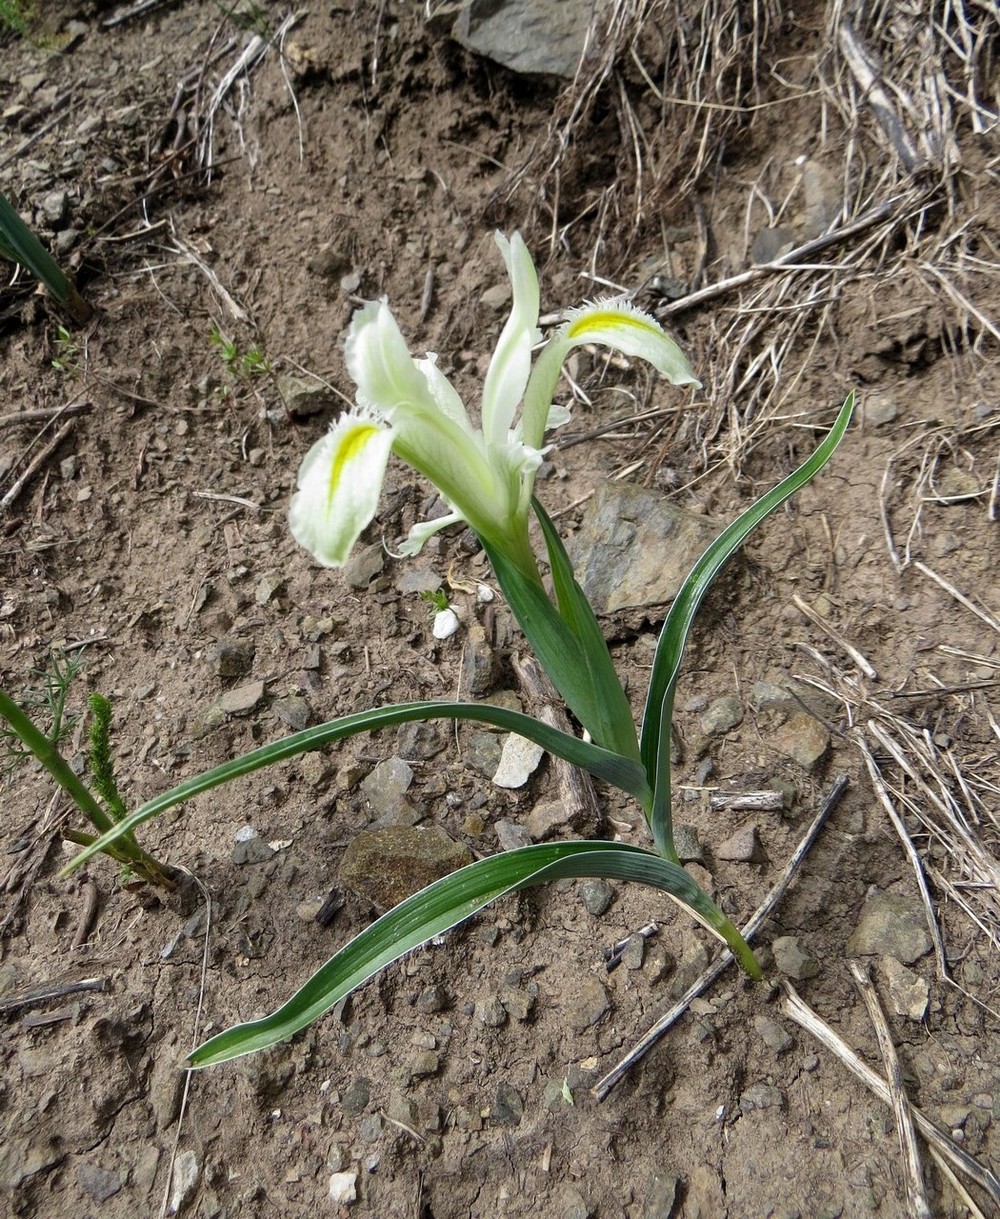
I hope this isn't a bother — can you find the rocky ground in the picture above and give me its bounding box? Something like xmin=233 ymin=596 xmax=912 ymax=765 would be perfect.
xmin=1 ymin=2 xmax=998 ymax=1217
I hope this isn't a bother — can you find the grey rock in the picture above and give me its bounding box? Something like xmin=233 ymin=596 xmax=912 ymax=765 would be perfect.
xmin=772 ymin=935 xmax=819 ymax=980
xmin=717 ymin=824 xmax=762 ymax=863
xmin=751 ymin=226 xmax=796 ymax=263
xmin=568 ymin=974 xmax=610 ymax=1031
xmin=41 ymin=189 xmax=68 ymax=225
xmin=480 ymin=282 xmax=512 ymax=311
xmin=306 ymin=245 xmax=350 ymax=280
xmin=643 ymin=1173 xmax=679 ymax=1219
xmin=492 ymin=1081 xmax=523 ymax=1126
xmin=77 ymin=1162 xmax=123 ymax=1202
xmin=499 ymin=980 xmax=537 ymax=1022
xmin=339 ymin=825 xmax=473 ymax=910
xmin=668 ymin=933 xmax=709 ymax=998
xmin=212 ymin=637 xmax=255 ymax=678
xmin=863 ymin=392 xmax=899 ymax=427
xmin=754 ymin=1014 xmax=793 ymax=1053
xmin=644 ymin=942 xmax=674 ymax=984
xmin=569 ymin=482 xmax=722 ymax=613
xmin=622 ymin=933 xmax=645 ymax=970
xmin=465 ymin=731 xmax=503 ymax=777
xmin=475 ymin=996 xmax=508 ymax=1028
xmin=358 ymin=1113 xmax=382 ymax=1142
xmin=739 ymin=1083 xmax=784 ymax=1112
xmin=342 ymin=542 xmax=384 ymax=589
xmin=416 ymin=984 xmax=447 ymax=1014
xmin=848 ymin=889 xmax=932 ymax=964
xmin=272 ymin=695 xmax=310 ymax=731
xmin=409 ymin=1050 xmax=439 ymax=1079
xmin=525 ymin=799 xmax=571 ymax=841
xmin=361 ymin=756 xmax=414 ymax=820
xmin=396 ymin=720 xmax=446 ymax=760
xmin=673 ymin=823 xmax=704 ymax=864
xmin=773 ymin=713 xmax=830 ymax=770
xmin=231 ymin=834 xmax=274 ymax=865
xmin=342 ymin=1077 xmax=371 ymax=1116
xmin=492 ymin=733 xmax=544 ymax=788
xmin=495 ymin=819 xmax=532 ymax=850
xmin=276 ymin=373 xmax=334 ymax=417
xmin=255 ymin=571 xmax=283 ymax=604
xmin=461 ymin=620 xmax=497 ymax=695
xmin=169 ymin=1150 xmax=199 ymax=1214
xmin=395 ymin=565 xmax=443 ymax=595
xmin=219 ymin=680 xmax=265 ymax=715
xmin=580 ymin=877 xmax=614 ymax=916
xmin=700 ymin=695 xmax=743 ymax=736
xmin=454 ymin=0 xmax=600 ymax=78
xmin=751 ymin=680 xmax=793 ymax=711
xmin=552 ymin=1183 xmax=592 ymax=1219
xmin=879 ymin=955 xmax=929 ymax=1021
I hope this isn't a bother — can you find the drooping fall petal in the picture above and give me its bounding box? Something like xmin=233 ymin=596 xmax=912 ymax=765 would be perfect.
xmin=289 ymin=411 xmax=394 ymax=568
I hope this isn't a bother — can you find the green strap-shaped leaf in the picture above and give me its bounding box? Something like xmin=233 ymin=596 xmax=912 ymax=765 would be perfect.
xmin=0 ymin=192 xmax=92 ymax=323
xmin=189 ymin=839 xmax=760 ymax=1066
xmin=642 ymin=394 xmax=855 ymax=856
xmin=60 ymin=699 xmax=652 ymax=876
xmin=532 ymin=499 xmax=640 ymax=763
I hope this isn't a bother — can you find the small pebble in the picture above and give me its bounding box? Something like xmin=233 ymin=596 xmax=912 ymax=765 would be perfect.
xmin=580 ymin=878 xmax=614 ymax=916
xmin=432 ymin=608 xmax=460 ymax=639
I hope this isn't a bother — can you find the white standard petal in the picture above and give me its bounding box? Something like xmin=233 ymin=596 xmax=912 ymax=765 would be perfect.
xmin=289 ymin=412 xmax=394 ymax=568
xmin=481 ymin=231 xmax=541 ymax=450
xmin=560 ymin=297 xmax=701 ymax=387
xmin=345 ymin=298 xmax=435 ymax=419
xmin=415 ymin=354 xmax=475 ymax=433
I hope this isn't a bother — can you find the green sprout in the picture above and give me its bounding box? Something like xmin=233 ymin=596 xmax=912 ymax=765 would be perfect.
xmin=51 ymin=324 xmax=80 ymax=373
xmin=0 ymin=651 xmax=173 ymax=887
xmin=61 ymin=233 xmax=855 ymax=1068
xmin=0 ymin=0 xmax=31 ymax=37
xmin=420 ymin=588 xmax=451 ymax=615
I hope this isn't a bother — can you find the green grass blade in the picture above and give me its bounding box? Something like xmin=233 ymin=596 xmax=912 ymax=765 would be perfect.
xmin=0 ymin=191 xmax=92 ymax=323
xmin=642 ymin=393 xmax=855 ymax=855
xmin=532 ymin=499 xmax=640 ymax=762
xmin=189 ymin=839 xmax=758 ymax=1066
xmin=60 ymin=699 xmax=652 ymax=876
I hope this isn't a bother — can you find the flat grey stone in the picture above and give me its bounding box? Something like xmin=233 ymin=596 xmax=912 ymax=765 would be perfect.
xmin=341 ymin=1077 xmax=371 ymax=1116
xmin=492 ymin=1081 xmax=523 ymax=1126
xmin=525 ymin=799 xmax=571 ymax=841
xmin=342 ymin=542 xmax=384 ymax=588
xmin=772 ymin=935 xmax=819 ymax=980
xmin=212 ymin=637 xmax=254 ymax=678
xmin=569 ymin=482 xmax=722 ymax=614
xmin=754 ymin=1014 xmax=793 ymax=1053
xmin=847 ymin=889 xmax=932 ymax=964
xmin=361 ymin=756 xmax=414 ymax=820
xmin=493 ymin=733 xmax=544 ymax=788
xmin=700 ymin=695 xmax=743 ymax=736
xmin=461 ymin=621 xmax=497 ymax=695
xmin=739 ymin=1084 xmax=784 ymax=1112
xmin=580 ymin=877 xmax=614 ymax=916
xmin=272 ymin=695 xmax=310 ymax=731
xmin=454 ymin=0 xmax=604 ymax=79
xmin=276 ymin=373 xmax=334 ymax=417
xmin=465 ymin=731 xmax=503 ymax=777
xmin=78 ymin=1163 xmax=123 ymax=1202
xmin=879 ymin=955 xmax=929 ymax=1021
xmin=717 ymin=824 xmax=762 ymax=863
xmin=668 ymin=931 xmax=709 ymax=998
xmin=553 ymin=1183 xmax=592 ymax=1219
xmin=219 ymin=680 xmax=265 ymax=714
xmin=568 ymin=974 xmax=610 ymax=1031
xmin=863 ymin=391 xmax=899 ymax=426
xmin=339 ymin=825 xmax=473 ymax=910
xmin=495 ymin=819 xmax=532 ymax=850
xmin=673 ymin=823 xmax=704 ymax=864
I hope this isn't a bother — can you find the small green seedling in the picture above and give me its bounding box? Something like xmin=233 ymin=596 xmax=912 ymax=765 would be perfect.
xmin=60 ymin=233 xmax=854 ymax=1069
xmin=0 ymin=0 xmax=31 ymax=37
xmin=420 ymin=588 xmax=451 ymax=615
xmin=51 ymin=324 xmax=80 ymax=373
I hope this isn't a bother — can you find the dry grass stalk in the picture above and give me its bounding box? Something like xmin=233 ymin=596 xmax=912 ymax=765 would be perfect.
xmin=783 ymin=982 xmax=1000 ymax=1207
xmin=848 ymin=961 xmax=932 ymax=1219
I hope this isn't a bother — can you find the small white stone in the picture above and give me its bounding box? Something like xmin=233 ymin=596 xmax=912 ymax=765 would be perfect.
xmin=328 ymin=1170 xmax=358 ymax=1204
xmin=476 ymin=583 xmax=495 ymax=604
xmin=432 ymin=608 xmax=460 ymax=639
xmin=234 ymin=825 xmax=257 ymax=843
xmin=492 ymin=734 xmax=545 ymax=789
xmin=169 ymin=1150 xmax=199 ymax=1214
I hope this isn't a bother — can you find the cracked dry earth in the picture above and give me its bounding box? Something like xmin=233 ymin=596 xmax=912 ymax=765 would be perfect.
xmin=1 ymin=3 xmax=999 ymax=1218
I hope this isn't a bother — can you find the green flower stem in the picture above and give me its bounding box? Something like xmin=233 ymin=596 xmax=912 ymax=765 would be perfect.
xmin=0 ymin=688 xmax=173 ymax=887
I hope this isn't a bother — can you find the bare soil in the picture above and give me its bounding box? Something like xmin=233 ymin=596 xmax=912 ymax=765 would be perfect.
xmin=1 ymin=3 xmax=998 ymax=1217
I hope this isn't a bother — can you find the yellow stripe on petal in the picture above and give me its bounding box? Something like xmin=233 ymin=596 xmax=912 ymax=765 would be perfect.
xmin=561 ymin=297 xmax=701 ymax=388
xmin=328 ymin=420 xmax=383 ymax=508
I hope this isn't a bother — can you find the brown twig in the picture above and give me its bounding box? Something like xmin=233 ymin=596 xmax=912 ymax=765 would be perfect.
xmin=848 ymin=961 xmax=931 ymax=1219
xmin=593 ymin=774 xmax=849 ymax=1100
xmin=0 ymin=419 xmax=75 ymax=511
xmin=71 ymin=878 xmax=101 ymax=951
xmin=0 ymin=402 xmax=91 ymax=431
xmin=0 ymin=975 xmax=108 ymax=1015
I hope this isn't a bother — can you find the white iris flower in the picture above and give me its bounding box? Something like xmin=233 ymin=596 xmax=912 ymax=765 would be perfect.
xmin=289 ymin=232 xmax=699 ymax=579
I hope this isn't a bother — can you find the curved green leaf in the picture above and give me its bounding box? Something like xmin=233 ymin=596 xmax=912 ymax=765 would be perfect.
xmin=642 ymin=393 xmax=855 ymax=856
xmin=60 ymin=700 xmax=652 ymax=876
xmin=0 ymin=191 xmax=91 ymax=322
xmin=189 ymin=839 xmax=759 ymax=1066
